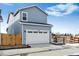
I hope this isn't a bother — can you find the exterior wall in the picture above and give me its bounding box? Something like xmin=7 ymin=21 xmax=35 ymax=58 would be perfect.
xmin=22 ymin=24 xmax=51 ymax=44
xmin=13 ymin=12 xmax=22 ymax=34
xmin=20 ymin=7 xmax=47 ymax=23
xmin=7 ymin=21 xmax=22 ymax=34
xmin=23 ymin=24 xmax=51 ymax=30
xmin=7 ymin=24 xmax=14 ymax=34
xmin=8 ymin=14 xmax=14 ymax=24
xmin=7 ymin=12 xmax=22 ymax=34
xmin=13 ymin=21 xmax=22 ymax=34
xmin=7 ymin=14 xmax=14 ymax=33
xmin=14 ymin=12 xmax=20 ymax=21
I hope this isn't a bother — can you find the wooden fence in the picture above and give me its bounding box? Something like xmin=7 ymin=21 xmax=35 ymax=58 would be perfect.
xmin=0 ymin=33 xmax=22 ymax=46
xmin=52 ymin=35 xmax=79 ymax=44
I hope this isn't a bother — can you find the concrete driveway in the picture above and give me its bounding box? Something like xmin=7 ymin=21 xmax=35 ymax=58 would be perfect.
xmin=0 ymin=43 xmax=79 ymax=56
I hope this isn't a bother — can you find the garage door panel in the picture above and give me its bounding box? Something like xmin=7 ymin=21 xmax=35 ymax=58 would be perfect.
xmin=26 ymin=30 xmax=49 ymax=44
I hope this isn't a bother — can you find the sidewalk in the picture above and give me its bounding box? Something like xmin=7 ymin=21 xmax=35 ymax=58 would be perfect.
xmin=0 ymin=44 xmax=70 ymax=56
xmin=27 ymin=47 xmax=79 ymax=56
xmin=0 ymin=43 xmax=78 ymax=56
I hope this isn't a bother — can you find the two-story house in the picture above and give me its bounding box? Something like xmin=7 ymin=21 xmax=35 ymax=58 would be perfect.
xmin=7 ymin=6 xmax=52 ymax=45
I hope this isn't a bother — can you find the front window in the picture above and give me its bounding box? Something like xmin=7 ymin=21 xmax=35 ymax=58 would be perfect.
xmin=22 ymin=12 xmax=27 ymax=20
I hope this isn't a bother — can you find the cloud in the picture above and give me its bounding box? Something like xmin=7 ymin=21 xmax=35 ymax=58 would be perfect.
xmin=2 ymin=3 xmax=14 ymax=6
xmin=45 ymin=4 xmax=79 ymax=16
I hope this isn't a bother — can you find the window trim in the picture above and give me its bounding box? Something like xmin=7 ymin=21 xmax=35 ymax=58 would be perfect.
xmin=28 ymin=31 xmax=32 ymax=33
xmin=34 ymin=31 xmax=38 ymax=33
xmin=43 ymin=32 xmax=47 ymax=34
xmin=22 ymin=12 xmax=28 ymax=21
xmin=39 ymin=31 xmax=42 ymax=33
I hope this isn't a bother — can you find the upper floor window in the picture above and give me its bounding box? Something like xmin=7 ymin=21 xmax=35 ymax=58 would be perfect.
xmin=22 ymin=12 xmax=27 ymax=21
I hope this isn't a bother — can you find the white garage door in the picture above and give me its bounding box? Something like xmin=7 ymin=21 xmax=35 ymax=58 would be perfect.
xmin=26 ymin=30 xmax=49 ymax=44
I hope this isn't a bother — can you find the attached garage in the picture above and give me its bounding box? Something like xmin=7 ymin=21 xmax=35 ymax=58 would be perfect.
xmin=26 ymin=30 xmax=50 ymax=44
xmin=21 ymin=23 xmax=52 ymax=45
xmin=7 ymin=6 xmax=52 ymax=45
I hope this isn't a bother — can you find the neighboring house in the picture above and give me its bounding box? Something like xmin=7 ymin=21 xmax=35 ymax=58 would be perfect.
xmin=7 ymin=6 xmax=52 ymax=45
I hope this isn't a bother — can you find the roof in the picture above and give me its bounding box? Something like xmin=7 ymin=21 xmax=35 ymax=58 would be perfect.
xmin=14 ymin=5 xmax=48 ymax=16
xmin=7 ymin=5 xmax=48 ymax=23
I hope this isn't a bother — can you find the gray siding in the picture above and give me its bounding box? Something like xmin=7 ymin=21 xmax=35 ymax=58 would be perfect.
xmin=23 ymin=24 xmax=51 ymax=30
xmin=14 ymin=12 xmax=20 ymax=21
xmin=7 ymin=21 xmax=22 ymax=34
xmin=20 ymin=7 xmax=47 ymax=23
xmin=13 ymin=21 xmax=22 ymax=34
xmin=7 ymin=12 xmax=22 ymax=34
xmin=7 ymin=25 xmax=14 ymax=34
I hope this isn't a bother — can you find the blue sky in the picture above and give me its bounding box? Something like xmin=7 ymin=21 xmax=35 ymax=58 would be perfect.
xmin=0 ymin=3 xmax=79 ymax=34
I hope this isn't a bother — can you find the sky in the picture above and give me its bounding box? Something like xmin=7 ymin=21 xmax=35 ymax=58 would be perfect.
xmin=0 ymin=3 xmax=79 ymax=34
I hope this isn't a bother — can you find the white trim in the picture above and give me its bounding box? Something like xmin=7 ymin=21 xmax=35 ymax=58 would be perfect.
xmin=19 ymin=22 xmax=52 ymax=27
xmin=21 ymin=11 xmax=28 ymax=21
xmin=22 ymin=24 xmax=23 ymax=45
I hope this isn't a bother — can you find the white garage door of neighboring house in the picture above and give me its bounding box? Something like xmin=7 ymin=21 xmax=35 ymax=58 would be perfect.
xmin=26 ymin=30 xmax=49 ymax=44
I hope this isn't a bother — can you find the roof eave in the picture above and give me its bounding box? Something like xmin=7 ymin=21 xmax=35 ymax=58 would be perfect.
xmin=14 ymin=5 xmax=48 ymax=16
xmin=19 ymin=21 xmax=53 ymax=27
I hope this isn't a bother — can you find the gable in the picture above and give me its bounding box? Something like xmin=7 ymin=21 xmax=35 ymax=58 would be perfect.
xmin=21 ymin=6 xmax=48 ymax=16
xmin=14 ymin=6 xmax=48 ymax=16
xmin=7 ymin=6 xmax=48 ymax=24
xmin=20 ymin=6 xmax=47 ymax=23
xmin=7 ymin=13 xmax=14 ymax=23
xmin=24 ymin=6 xmax=47 ymax=16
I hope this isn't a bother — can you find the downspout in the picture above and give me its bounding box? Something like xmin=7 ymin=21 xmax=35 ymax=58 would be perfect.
xmin=22 ymin=24 xmax=23 ymax=45
xmin=20 ymin=11 xmax=24 ymax=46
xmin=49 ymin=25 xmax=53 ymax=44
xmin=20 ymin=11 xmax=23 ymax=45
